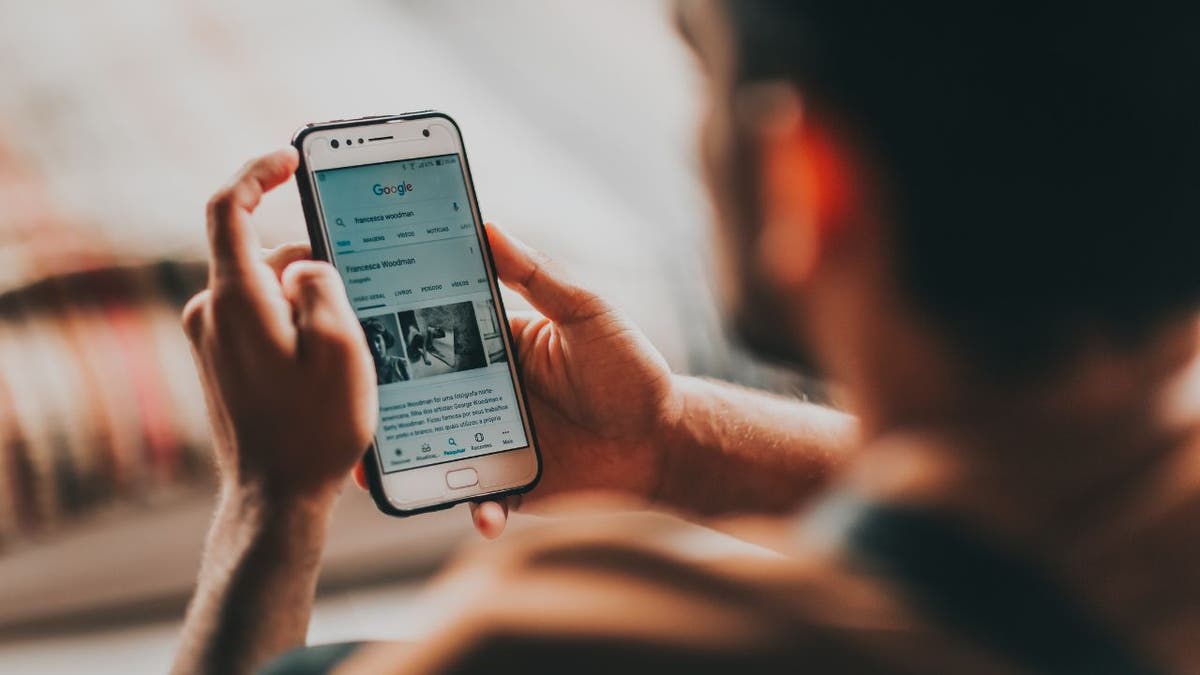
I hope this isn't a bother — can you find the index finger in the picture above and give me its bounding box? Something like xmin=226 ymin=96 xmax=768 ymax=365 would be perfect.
xmin=206 ymin=147 xmax=299 ymax=287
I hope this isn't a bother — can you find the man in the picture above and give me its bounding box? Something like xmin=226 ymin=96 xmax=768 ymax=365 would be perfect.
xmin=172 ymin=1 xmax=1200 ymax=673
xmin=362 ymin=318 xmax=409 ymax=384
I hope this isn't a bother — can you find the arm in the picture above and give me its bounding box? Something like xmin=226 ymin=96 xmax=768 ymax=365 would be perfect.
xmin=172 ymin=489 xmax=332 ymax=675
xmin=463 ymin=227 xmax=857 ymax=537
xmin=657 ymin=375 xmax=856 ymax=517
xmin=173 ymin=149 xmax=377 ymax=675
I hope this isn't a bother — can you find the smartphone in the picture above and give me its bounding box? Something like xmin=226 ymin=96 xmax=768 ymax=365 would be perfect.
xmin=292 ymin=112 xmax=540 ymax=516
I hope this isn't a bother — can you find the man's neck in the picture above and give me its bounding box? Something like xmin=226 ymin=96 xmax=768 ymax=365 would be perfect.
xmin=843 ymin=318 xmax=1200 ymax=546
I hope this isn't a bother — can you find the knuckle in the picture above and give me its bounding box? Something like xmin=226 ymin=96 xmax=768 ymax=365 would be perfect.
xmin=562 ymin=293 xmax=609 ymax=324
xmin=527 ymin=249 xmax=554 ymax=278
xmin=292 ymin=264 xmax=339 ymax=298
xmin=180 ymin=292 xmax=210 ymax=341
xmin=205 ymin=187 xmax=234 ymax=221
xmin=310 ymin=317 xmax=361 ymax=354
xmin=206 ymin=183 xmax=253 ymax=223
xmin=292 ymin=265 xmax=325 ymax=288
xmin=271 ymin=241 xmax=310 ymax=261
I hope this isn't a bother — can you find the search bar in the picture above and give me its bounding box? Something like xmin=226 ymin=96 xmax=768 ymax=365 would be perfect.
xmin=329 ymin=197 xmax=464 ymax=229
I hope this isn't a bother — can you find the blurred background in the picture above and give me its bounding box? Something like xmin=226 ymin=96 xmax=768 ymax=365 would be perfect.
xmin=0 ymin=1 xmax=810 ymax=671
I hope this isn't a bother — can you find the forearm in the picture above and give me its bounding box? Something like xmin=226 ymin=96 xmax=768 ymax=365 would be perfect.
xmin=656 ymin=375 xmax=857 ymax=517
xmin=172 ymin=487 xmax=334 ymax=675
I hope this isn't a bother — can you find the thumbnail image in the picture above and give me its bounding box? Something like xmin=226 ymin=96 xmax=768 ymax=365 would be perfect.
xmin=361 ymin=313 xmax=410 ymax=385
xmin=474 ymin=298 xmax=508 ymax=365
xmin=397 ymin=301 xmax=487 ymax=379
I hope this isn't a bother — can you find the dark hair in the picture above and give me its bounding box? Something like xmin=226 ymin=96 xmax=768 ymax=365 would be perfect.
xmin=362 ymin=318 xmax=395 ymax=349
xmin=724 ymin=2 xmax=1200 ymax=360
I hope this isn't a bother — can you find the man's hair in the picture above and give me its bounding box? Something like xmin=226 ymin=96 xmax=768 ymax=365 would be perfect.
xmin=724 ymin=2 xmax=1200 ymax=362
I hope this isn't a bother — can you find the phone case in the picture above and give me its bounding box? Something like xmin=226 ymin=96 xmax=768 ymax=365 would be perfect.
xmin=291 ymin=111 xmax=541 ymax=517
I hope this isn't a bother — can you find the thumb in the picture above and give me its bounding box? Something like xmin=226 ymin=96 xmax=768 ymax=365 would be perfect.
xmin=281 ymin=261 xmax=365 ymax=362
xmin=486 ymin=224 xmax=608 ymax=325
xmin=469 ymin=499 xmax=510 ymax=539
xmin=353 ymin=462 xmax=369 ymax=491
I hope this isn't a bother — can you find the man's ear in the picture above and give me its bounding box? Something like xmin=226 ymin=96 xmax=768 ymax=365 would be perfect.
xmin=755 ymin=99 xmax=857 ymax=292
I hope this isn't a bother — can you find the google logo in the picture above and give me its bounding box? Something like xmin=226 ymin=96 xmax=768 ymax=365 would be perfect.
xmin=373 ymin=182 xmax=413 ymax=196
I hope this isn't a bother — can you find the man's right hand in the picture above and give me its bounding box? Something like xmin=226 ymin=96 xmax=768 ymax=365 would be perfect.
xmin=356 ymin=225 xmax=682 ymax=537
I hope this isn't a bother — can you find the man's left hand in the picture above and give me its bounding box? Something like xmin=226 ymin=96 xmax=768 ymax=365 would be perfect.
xmin=182 ymin=147 xmax=377 ymax=506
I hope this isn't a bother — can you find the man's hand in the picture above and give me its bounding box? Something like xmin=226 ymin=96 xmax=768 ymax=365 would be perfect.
xmin=175 ymin=148 xmax=382 ymax=675
xmin=343 ymin=225 xmax=853 ymax=538
xmin=453 ymin=227 xmax=856 ymax=537
xmin=395 ymin=225 xmax=683 ymax=538
xmin=464 ymin=226 xmax=683 ymax=537
xmin=183 ymin=147 xmax=376 ymax=505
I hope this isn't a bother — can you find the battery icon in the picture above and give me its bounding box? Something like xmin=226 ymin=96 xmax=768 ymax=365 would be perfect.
xmin=435 ymin=159 xmax=442 ymax=165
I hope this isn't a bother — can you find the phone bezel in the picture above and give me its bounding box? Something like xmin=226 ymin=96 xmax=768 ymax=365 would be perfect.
xmin=292 ymin=111 xmax=541 ymax=517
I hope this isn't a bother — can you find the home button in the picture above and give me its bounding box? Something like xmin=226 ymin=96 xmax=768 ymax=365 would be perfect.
xmin=445 ymin=468 xmax=479 ymax=489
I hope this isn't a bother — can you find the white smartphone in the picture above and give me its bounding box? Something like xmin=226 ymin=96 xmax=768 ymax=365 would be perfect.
xmin=292 ymin=112 xmax=540 ymax=516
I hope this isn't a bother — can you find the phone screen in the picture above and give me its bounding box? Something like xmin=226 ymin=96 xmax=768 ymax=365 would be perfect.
xmin=312 ymin=153 xmax=530 ymax=473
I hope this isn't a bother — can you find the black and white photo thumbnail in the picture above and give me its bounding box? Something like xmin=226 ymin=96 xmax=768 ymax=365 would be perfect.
xmin=397 ymin=301 xmax=487 ymax=379
xmin=361 ymin=313 xmax=410 ymax=385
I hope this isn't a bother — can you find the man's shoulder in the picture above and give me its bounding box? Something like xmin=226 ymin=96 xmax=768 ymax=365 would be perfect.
xmin=334 ymin=508 xmax=1013 ymax=674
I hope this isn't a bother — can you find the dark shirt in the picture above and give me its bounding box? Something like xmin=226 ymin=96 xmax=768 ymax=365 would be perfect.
xmin=375 ymin=354 xmax=409 ymax=384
